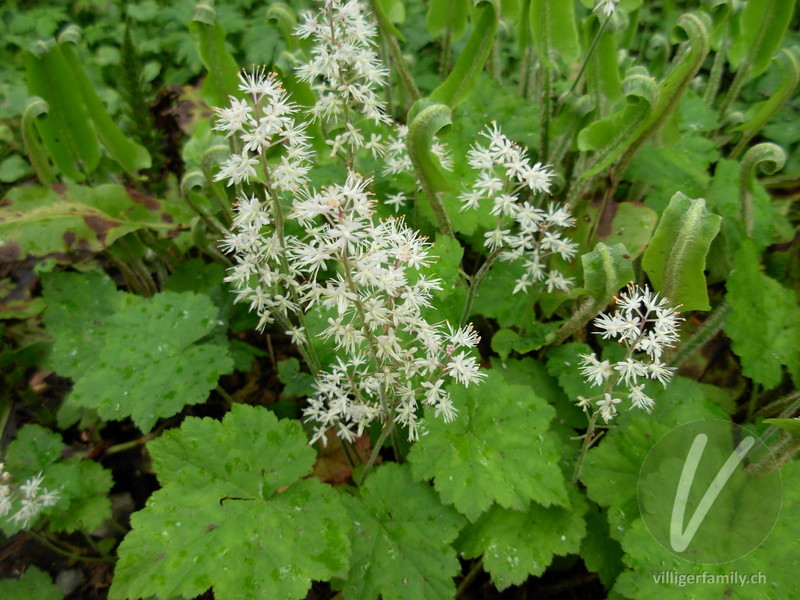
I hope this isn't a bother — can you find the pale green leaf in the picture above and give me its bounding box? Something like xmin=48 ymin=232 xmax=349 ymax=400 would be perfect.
xmin=1 ymin=425 xmax=112 ymax=536
xmin=42 ymin=271 xmax=131 ymax=379
xmin=409 ymin=371 xmax=568 ymax=522
xmin=335 ymin=463 xmax=465 ymax=600
xmin=458 ymin=487 xmax=587 ymax=590
xmin=0 ymin=566 xmax=63 ymax=600
xmin=724 ymin=240 xmax=800 ymax=389
xmin=69 ymin=291 xmax=234 ymax=432
xmin=110 ymin=405 xmax=350 ymax=600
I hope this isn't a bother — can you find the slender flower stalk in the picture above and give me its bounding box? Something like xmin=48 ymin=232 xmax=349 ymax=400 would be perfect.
xmin=572 ymin=284 xmax=683 ymax=482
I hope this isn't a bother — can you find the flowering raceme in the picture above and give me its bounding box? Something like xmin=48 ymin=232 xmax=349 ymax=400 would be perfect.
xmin=295 ymin=0 xmax=391 ymax=160
xmin=214 ymin=66 xmax=484 ymax=445
xmin=577 ymin=283 xmax=682 ymax=422
xmin=459 ymin=123 xmax=578 ymax=295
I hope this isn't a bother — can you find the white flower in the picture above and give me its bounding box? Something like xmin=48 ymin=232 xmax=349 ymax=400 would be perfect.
xmin=214 ymin=153 xmax=259 ymax=187
xmin=629 ymin=384 xmax=655 ymax=412
xmin=614 ymin=357 xmax=646 ymax=387
xmin=596 ymin=393 xmax=621 ymax=423
xmin=594 ymin=0 xmax=619 ymax=18
xmin=579 ymin=353 xmax=612 ymax=387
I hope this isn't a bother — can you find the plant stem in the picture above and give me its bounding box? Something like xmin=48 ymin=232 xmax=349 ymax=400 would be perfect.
xmin=358 ymin=420 xmax=395 ymax=485
xmin=539 ymin=66 xmax=552 ymax=161
xmin=104 ymin=433 xmax=158 ymax=456
xmin=460 ymin=247 xmax=504 ymax=326
xmin=566 ymin=13 xmax=613 ymax=98
xmin=572 ymin=411 xmax=602 ymax=484
xmin=456 ymin=558 xmax=484 ymax=598
xmin=746 ymin=383 xmax=762 ymax=422
xmin=28 ymin=531 xmax=113 ymax=564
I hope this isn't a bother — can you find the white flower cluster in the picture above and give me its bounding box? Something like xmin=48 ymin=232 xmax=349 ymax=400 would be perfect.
xmin=296 ymin=0 xmax=391 ymax=158
xmin=0 ymin=465 xmax=60 ymax=529
xmin=213 ymin=68 xmax=313 ymax=192
xmin=577 ymin=284 xmax=682 ymax=423
xmin=215 ymin=69 xmax=485 ymax=445
xmin=292 ymin=173 xmax=485 ymax=443
xmin=459 ymin=123 xmax=578 ymax=294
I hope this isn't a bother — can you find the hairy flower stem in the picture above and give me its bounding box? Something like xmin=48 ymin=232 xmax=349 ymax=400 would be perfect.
xmin=571 ymin=411 xmax=602 ymax=484
xmin=28 ymin=531 xmax=113 ymax=564
xmin=260 ymin=156 xmax=321 ymax=373
xmin=358 ymin=420 xmax=395 ymax=485
xmin=460 ymin=247 xmax=504 ymax=326
xmin=539 ymin=66 xmax=552 ymax=161
xmin=564 ymin=13 xmax=613 ymax=100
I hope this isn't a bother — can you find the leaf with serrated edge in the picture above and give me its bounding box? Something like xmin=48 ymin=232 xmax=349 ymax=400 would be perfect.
xmin=69 ymin=291 xmax=234 ymax=432
xmin=612 ymin=461 xmax=800 ymax=600
xmin=2 ymin=425 xmax=112 ymax=536
xmin=334 ymin=463 xmax=464 ymax=600
xmin=110 ymin=405 xmax=350 ymax=600
xmin=459 ymin=487 xmax=587 ymax=590
xmin=0 ymin=566 xmax=63 ymax=600
xmin=42 ymin=271 xmax=132 ymax=379
xmin=724 ymin=240 xmax=800 ymax=389
xmin=409 ymin=371 xmax=568 ymax=522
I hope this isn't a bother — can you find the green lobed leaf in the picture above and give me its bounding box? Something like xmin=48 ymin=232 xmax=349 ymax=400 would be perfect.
xmin=470 ymin=260 xmax=529 ymax=328
xmin=110 ymin=405 xmax=351 ymax=600
xmin=334 ymin=463 xmax=465 ymax=600
xmin=612 ymin=460 xmax=800 ymax=599
xmin=529 ymin=0 xmax=580 ymax=67
xmin=723 ymin=240 xmax=800 ymax=389
xmin=409 ymin=371 xmax=569 ymax=522
xmin=2 ymin=424 xmax=113 ymax=536
xmin=458 ymin=487 xmax=587 ymax=590
xmin=580 ymin=503 xmax=625 ymax=588
xmin=42 ymin=270 xmax=132 ymax=379
xmin=642 ymin=192 xmax=721 ymax=311
xmin=0 ymin=566 xmax=63 ymax=600
xmin=493 ymin=356 xmax=585 ymax=429
xmin=580 ymin=378 xmax=731 ymax=542
xmin=68 ymin=290 xmax=234 ymax=432
xmin=24 ymin=42 xmax=100 ymax=181
xmin=0 ymin=183 xmax=186 ymax=259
